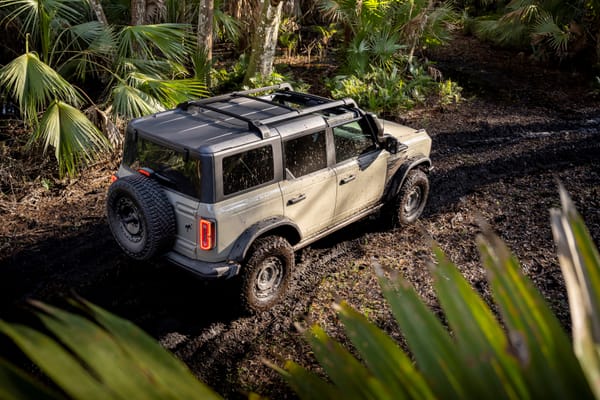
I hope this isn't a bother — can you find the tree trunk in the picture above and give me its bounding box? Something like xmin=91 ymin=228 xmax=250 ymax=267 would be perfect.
xmin=197 ymin=0 xmax=214 ymax=63
xmin=244 ymin=0 xmax=283 ymax=84
xmin=131 ymin=0 xmax=147 ymax=25
xmin=88 ymin=0 xmax=108 ymax=25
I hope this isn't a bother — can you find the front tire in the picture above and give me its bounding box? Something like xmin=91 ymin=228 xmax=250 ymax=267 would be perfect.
xmin=396 ymin=169 xmax=429 ymax=225
xmin=240 ymin=236 xmax=294 ymax=313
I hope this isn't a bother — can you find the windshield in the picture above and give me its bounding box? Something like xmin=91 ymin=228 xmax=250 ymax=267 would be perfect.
xmin=124 ymin=136 xmax=202 ymax=199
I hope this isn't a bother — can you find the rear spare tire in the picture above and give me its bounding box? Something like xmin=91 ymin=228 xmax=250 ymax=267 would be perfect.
xmin=106 ymin=174 xmax=175 ymax=260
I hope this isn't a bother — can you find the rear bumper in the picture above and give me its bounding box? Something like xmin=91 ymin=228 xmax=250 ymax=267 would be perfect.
xmin=165 ymin=251 xmax=241 ymax=279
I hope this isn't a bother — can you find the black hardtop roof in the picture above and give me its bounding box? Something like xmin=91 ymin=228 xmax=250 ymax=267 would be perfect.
xmin=128 ymin=84 xmax=360 ymax=155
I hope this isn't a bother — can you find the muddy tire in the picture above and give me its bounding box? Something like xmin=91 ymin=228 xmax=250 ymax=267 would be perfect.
xmin=106 ymin=174 xmax=175 ymax=260
xmin=240 ymin=236 xmax=294 ymax=313
xmin=395 ymin=169 xmax=429 ymax=225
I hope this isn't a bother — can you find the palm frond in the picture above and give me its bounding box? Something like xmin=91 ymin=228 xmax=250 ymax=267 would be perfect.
xmin=0 ymin=52 xmax=81 ymax=123
xmin=58 ymin=21 xmax=116 ymax=80
xmin=116 ymin=23 xmax=194 ymax=66
xmin=533 ymin=12 xmax=570 ymax=54
xmin=32 ymin=99 xmax=110 ymax=177
xmin=0 ymin=298 xmax=222 ymax=399
xmin=0 ymin=358 xmax=62 ymax=400
xmin=111 ymin=80 xmax=165 ymax=119
xmin=551 ymin=186 xmax=600 ymax=399
xmin=129 ymin=72 xmax=208 ymax=108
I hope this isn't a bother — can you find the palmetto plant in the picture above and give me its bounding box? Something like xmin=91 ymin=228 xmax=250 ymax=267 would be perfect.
xmin=274 ymin=187 xmax=600 ymax=399
xmin=471 ymin=0 xmax=599 ymax=62
xmin=318 ymin=0 xmax=456 ymax=74
xmin=0 ymin=298 xmax=222 ymax=400
xmin=0 ymin=0 xmax=207 ymax=177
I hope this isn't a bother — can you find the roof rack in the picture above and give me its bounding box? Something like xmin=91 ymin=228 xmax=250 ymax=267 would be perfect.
xmin=177 ymin=83 xmax=359 ymax=139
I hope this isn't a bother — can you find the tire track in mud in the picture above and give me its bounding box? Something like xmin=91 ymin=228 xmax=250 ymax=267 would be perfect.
xmin=157 ymin=240 xmax=356 ymax=396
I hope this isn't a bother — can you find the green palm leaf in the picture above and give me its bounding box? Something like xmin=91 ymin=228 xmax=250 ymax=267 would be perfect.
xmin=111 ymin=80 xmax=165 ymax=119
xmin=551 ymin=186 xmax=600 ymax=398
xmin=0 ymin=358 xmax=62 ymax=400
xmin=129 ymin=72 xmax=208 ymax=108
xmin=334 ymin=301 xmax=435 ymax=399
xmin=116 ymin=24 xmax=193 ymax=67
xmin=477 ymin=228 xmax=593 ymax=399
xmin=0 ymin=0 xmax=87 ymax=60
xmin=0 ymin=52 xmax=81 ymax=123
xmin=33 ymin=100 xmax=110 ymax=177
xmin=0 ymin=298 xmax=222 ymax=399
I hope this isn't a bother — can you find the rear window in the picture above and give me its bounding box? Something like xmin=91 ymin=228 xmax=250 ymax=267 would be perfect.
xmin=124 ymin=137 xmax=202 ymax=198
xmin=284 ymin=131 xmax=327 ymax=178
xmin=222 ymin=145 xmax=274 ymax=195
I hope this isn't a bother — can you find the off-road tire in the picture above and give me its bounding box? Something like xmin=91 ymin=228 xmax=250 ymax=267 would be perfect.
xmin=240 ymin=236 xmax=294 ymax=313
xmin=106 ymin=174 xmax=176 ymax=260
xmin=395 ymin=169 xmax=429 ymax=225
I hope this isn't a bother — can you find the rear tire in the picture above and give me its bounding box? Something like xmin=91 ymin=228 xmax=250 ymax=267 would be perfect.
xmin=106 ymin=175 xmax=176 ymax=260
xmin=240 ymin=236 xmax=294 ymax=313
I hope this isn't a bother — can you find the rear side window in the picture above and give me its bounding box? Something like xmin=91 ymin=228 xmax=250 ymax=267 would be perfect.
xmin=284 ymin=131 xmax=327 ymax=178
xmin=222 ymin=145 xmax=274 ymax=195
xmin=125 ymin=138 xmax=202 ymax=198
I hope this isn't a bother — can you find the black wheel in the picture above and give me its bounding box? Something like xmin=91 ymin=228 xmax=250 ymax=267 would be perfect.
xmin=396 ymin=169 xmax=429 ymax=225
xmin=106 ymin=174 xmax=176 ymax=260
xmin=240 ymin=236 xmax=294 ymax=313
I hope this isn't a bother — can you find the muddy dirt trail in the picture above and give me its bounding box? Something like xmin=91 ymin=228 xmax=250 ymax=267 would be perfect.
xmin=1 ymin=35 xmax=599 ymax=398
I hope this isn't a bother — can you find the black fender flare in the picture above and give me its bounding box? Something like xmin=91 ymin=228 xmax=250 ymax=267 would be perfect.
xmin=384 ymin=156 xmax=432 ymax=202
xmin=228 ymin=217 xmax=301 ymax=262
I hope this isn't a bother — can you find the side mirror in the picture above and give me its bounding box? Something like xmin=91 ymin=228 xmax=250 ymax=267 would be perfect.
xmin=385 ymin=136 xmax=399 ymax=154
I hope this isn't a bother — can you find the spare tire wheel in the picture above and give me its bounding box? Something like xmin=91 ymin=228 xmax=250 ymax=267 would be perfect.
xmin=106 ymin=174 xmax=176 ymax=260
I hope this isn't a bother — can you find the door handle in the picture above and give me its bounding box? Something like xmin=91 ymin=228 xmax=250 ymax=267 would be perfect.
xmin=287 ymin=194 xmax=306 ymax=205
xmin=340 ymin=175 xmax=356 ymax=185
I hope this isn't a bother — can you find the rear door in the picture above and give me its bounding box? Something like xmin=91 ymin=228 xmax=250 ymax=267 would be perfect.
xmin=331 ymin=119 xmax=388 ymax=222
xmin=279 ymin=130 xmax=337 ymax=238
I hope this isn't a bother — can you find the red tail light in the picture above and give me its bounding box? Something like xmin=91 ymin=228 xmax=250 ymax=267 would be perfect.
xmin=110 ymin=174 xmax=118 ymax=183
xmin=138 ymin=168 xmax=151 ymax=177
xmin=199 ymin=218 xmax=215 ymax=251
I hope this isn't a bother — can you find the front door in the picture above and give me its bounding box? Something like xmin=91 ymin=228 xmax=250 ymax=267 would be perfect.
xmin=331 ymin=120 xmax=388 ymax=222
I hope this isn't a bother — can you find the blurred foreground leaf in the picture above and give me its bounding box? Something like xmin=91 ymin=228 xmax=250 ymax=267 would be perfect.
xmin=0 ymin=298 xmax=222 ymax=400
xmin=277 ymin=187 xmax=600 ymax=399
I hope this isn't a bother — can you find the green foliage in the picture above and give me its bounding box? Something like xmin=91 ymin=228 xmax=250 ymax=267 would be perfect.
xmin=0 ymin=0 xmax=207 ymax=177
xmin=318 ymin=0 xmax=456 ymax=75
xmin=470 ymin=0 xmax=599 ymax=63
xmin=0 ymin=298 xmax=222 ymax=399
xmin=328 ymin=65 xmax=461 ymax=114
xmin=277 ymin=188 xmax=600 ymax=399
xmin=33 ymin=100 xmax=109 ymax=177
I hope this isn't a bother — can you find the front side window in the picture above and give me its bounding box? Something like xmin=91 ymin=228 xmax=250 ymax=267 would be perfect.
xmin=125 ymin=137 xmax=202 ymax=198
xmin=333 ymin=121 xmax=376 ymax=163
xmin=284 ymin=131 xmax=327 ymax=179
xmin=222 ymin=145 xmax=274 ymax=195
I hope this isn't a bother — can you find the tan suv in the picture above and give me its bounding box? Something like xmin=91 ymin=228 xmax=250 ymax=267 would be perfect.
xmin=106 ymin=84 xmax=432 ymax=312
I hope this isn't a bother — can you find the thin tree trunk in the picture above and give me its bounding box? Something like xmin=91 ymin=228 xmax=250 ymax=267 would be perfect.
xmin=244 ymin=0 xmax=283 ymax=84
xmin=131 ymin=0 xmax=147 ymax=25
xmin=197 ymin=0 xmax=214 ymax=63
xmin=88 ymin=0 xmax=108 ymax=25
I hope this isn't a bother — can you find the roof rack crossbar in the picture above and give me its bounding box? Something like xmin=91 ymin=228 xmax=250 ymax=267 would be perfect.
xmin=232 ymin=93 xmax=297 ymax=111
xmin=259 ymin=98 xmax=358 ymax=126
xmin=178 ymin=83 xmax=293 ymax=109
xmin=272 ymin=90 xmax=333 ymax=105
